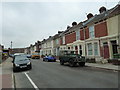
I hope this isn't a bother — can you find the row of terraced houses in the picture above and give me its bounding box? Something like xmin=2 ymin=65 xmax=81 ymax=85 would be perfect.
xmin=25 ymin=4 xmax=120 ymax=62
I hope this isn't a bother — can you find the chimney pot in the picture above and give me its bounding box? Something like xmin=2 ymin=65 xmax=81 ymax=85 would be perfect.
xmin=99 ymin=6 xmax=106 ymax=13
xmin=72 ymin=22 xmax=77 ymax=26
xmin=87 ymin=13 xmax=93 ymax=19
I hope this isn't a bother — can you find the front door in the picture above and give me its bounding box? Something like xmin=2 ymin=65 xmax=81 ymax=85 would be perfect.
xmin=103 ymin=42 xmax=110 ymax=59
xmin=79 ymin=45 xmax=82 ymax=55
xmin=75 ymin=46 xmax=78 ymax=54
xmin=111 ymin=40 xmax=118 ymax=55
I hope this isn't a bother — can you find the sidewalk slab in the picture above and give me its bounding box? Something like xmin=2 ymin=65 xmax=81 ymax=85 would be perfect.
xmin=86 ymin=63 xmax=119 ymax=71
xmin=1 ymin=57 xmax=14 ymax=89
xmin=2 ymin=74 xmax=12 ymax=88
xmin=56 ymin=59 xmax=119 ymax=71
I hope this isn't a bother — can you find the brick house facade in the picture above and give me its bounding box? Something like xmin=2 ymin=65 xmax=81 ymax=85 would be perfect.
xmin=95 ymin=21 xmax=108 ymax=37
xmin=27 ymin=4 xmax=120 ymax=62
xmin=65 ymin=32 xmax=76 ymax=44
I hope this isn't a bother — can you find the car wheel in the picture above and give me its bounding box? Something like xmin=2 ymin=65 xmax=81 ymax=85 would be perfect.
xmin=43 ymin=59 xmax=45 ymax=61
xmin=28 ymin=65 xmax=32 ymax=70
xmin=44 ymin=59 xmax=47 ymax=62
xmin=54 ymin=59 xmax=56 ymax=62
xmin=13 ymin=68 xmax=17 ymax=72
xmin=47 ymin=59 xmax=49 ymax=62
xmin=29 ymin=66 xmax=32 ymax=70
xmin=69 ymin=59 xmax=76 ymax=67
xmin=79 ymin=62 xmax=85 ymax=66
xmin=60 ymin=60 xmax=64 ymax=65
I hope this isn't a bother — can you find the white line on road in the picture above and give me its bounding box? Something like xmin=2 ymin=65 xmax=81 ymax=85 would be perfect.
xmin=24 ymin=72 xmax=39 ymax=90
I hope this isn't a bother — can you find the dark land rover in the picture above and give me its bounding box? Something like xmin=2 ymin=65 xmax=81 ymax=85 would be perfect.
xmin=59 ymin=50 xmax=86 ymax=67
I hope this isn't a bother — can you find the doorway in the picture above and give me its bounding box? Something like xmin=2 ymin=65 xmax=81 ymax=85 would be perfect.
xmin=103 ymin=42 xmax=110 ymax=59
xmin=111 ymin=40 xmax=118 ymax=57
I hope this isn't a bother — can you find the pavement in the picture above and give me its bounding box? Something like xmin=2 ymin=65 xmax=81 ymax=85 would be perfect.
xmin=86 ymin=62 xmax=119 ymax=71
xmin=0 ymin=57 xmax=14 ymax=90
xmin=56 ymin=60 xmax=120 ymax=71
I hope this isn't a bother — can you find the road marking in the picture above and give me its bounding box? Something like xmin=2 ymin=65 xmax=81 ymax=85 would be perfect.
xmin=24 ymin=72 xmax=39 ymax=90
xmin=12 ymin=73 xmax=14 ymax=88
xmin=22 ymin=71 xmax=29 ymax=74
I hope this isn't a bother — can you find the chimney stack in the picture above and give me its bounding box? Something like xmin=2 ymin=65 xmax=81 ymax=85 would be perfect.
xmin=99 ymin=6 xmax=106 ymax=13
xmin=58 ymin=31 xmax=63 ymax=34
xmin=72 ymin=22 xmax=77 ymax=26
xmin=87 ymin=13 xmax=93 ymax=19
xmin=67 ymin=25 xmax=71 ymax=29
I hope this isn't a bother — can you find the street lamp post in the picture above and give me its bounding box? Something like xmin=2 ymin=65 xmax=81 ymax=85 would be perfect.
xmin=11 ymin=41 xmax=12 ymax=49
xmin=11 ymin=41 xmax=12 ymax=54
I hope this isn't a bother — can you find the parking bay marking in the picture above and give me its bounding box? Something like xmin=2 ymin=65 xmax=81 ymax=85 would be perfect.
xmin=24 ymin=72 xmax=39 ymax=90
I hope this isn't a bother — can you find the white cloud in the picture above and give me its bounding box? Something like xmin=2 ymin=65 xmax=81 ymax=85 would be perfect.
xmin=2 ymin=2 xmax=118 ymax=48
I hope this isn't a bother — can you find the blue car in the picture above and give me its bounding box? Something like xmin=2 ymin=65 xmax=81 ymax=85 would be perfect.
xmin=43 ymin=55 xmax=56 ymax=62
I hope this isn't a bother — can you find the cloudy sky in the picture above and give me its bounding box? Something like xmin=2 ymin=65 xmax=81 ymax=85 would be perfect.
xmin=1 ymin=0 xmax=119 ymax=48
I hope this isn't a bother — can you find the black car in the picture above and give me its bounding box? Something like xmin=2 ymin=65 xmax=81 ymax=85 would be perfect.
xmin=12 ymin=55 xmax=32 ymax=72
xmin=26 ymin=54 xmax=31 ymax=58
xmin=9 ymin=54 xmax=14 ymax=58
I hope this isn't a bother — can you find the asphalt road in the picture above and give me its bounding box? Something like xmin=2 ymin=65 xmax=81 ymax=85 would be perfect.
xmin=13 ymin=58 xmax=119 ymax=89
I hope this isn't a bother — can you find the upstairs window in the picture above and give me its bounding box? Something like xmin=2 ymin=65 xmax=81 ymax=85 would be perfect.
xmin=56 ymin=39 xmax=59 ymax=45
xmin=62 ymin=36 xmax=65 ymax=44
xmin=76 ymin=30 xmax=80 ymax=40
xmin=89 ymin=25 xmax=95 ymax=38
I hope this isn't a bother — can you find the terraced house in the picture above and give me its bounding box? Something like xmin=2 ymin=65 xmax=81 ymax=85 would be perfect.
xmin=64 ymin=4 xmax=119 ymax=62
xmin=40 ymin=31 xmax=63 ymax=57
xmin=28 ymin=4 xmax=120 ymax=62
xmin=40 ymin=37 xmax=53 ymax=56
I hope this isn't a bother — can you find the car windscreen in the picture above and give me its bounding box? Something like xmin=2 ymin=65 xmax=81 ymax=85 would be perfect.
xmin=14 ymin=56 xmax=29 ymax=62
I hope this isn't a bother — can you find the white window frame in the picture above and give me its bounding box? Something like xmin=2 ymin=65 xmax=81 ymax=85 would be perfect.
xmin=87 ymin=43 xmax=93 ymax=55
xmin=94 ymin=42 xmax=98 ymax=55
xmin=56 ymin=39 xmax=59 ymax=45
xmin=76 ymin=30 xmax=80 ymax=40
xmin=89 ymin=25 xmax=95 ymax=38
xmin=63 ymin=36 xmax=65 ymax=44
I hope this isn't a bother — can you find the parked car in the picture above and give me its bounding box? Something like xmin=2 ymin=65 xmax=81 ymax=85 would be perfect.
xmin=12 ymin=55 xmax=32 ymax=72
xmin=59 ymin=50 xmax=86 ymax=67
xmin=43 ymin=55 xmax=56 ymax=62
xmin=14 ymin=53 xmax=24 ymax=56
xmin=9 ymin=54 xmax=14 ymax=58
xmin=31 ymin=52 xmax=40 ymax=59
xmin=26 ymin=54 xmax=31 ymax=58
xmin=23 ymin=54 xmax=31 ymax=58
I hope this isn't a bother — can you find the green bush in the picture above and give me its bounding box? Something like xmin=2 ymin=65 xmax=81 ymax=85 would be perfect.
xmin=113 ymin=54 xmax=120 ymax=59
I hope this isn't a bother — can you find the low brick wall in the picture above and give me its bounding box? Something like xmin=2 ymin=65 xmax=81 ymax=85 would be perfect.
xmin=86 ymin=58 xmax=96 ymax=63
xmin=108 ymin=59 xmax=120 ymax=65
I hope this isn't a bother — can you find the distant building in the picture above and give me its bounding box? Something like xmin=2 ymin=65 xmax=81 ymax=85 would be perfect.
xmin=0 ymin=44 xmax=3 ymax=63
xmin=9 ymin=48 xmax=25 ymax=54
xmin=24 ymin=47 xmax=30 ymax=54
xmin=0 ymin=44 xmax=3 ymax=53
